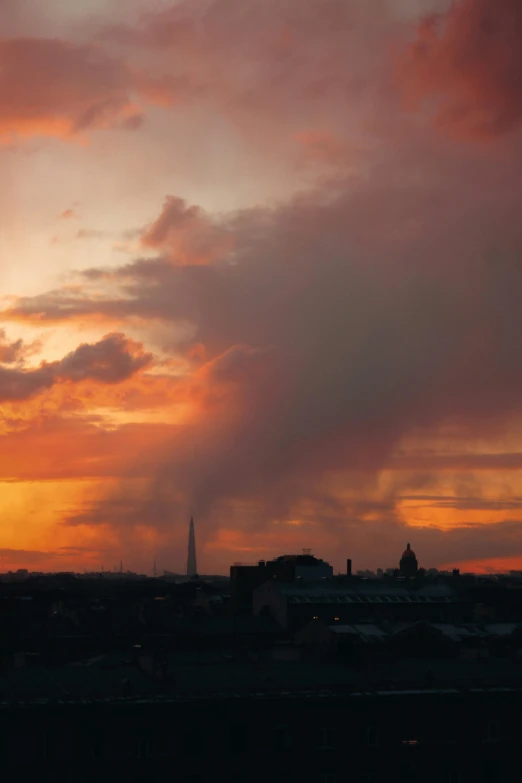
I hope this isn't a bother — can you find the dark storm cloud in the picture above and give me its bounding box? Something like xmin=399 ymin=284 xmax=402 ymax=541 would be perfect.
xmin=0 ymin=333 xmax=151 ymax=402
xmin=3 ymin=124 xmax=522 ymax=530
xmin=0 ymin=329 xmax=29 ymax=363
xmin=57 ymin=333 xmax=151 ymax=384
xmin=2 ymin=0 xmax=522 ymax=563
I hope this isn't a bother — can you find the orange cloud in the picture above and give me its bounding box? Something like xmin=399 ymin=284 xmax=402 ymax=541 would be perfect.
xmin=442 ymin=556 xmax=522 ymax=575
xmin=59 ymin=208 xmax=78 ymax=220
xmin=0 ymin=363 xmax=189 ymax=429
xmin=0 ymin=416 xmax=178 ymax=481
xmin=4 ymin=1 xmax=522 ymax=575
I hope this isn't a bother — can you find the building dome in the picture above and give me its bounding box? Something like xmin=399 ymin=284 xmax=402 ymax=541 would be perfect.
xmin=399 ymin=543 xmax=418 ymax=577
xmin=401 ymin=543 xmax=416 ymax=559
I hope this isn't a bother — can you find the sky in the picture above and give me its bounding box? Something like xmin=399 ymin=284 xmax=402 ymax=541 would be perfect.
xmin=1 ymin=0 xmax=522 ymax=576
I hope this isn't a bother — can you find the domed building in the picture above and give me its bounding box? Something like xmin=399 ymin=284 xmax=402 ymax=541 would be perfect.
xmin=400 ymin=543 xmax=418 ymax=577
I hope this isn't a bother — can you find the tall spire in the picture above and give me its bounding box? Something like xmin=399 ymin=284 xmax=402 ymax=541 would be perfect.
xmin=187 ymin=516 xmax=197 ymax=577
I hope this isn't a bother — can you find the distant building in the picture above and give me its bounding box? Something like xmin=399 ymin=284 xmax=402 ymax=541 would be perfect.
xmin=230 ymin=552 xmax=333 ymax=615
xmin=400 ymin=543 xmax=418 ymax=578
xmin=253 ymin=580 xmax=463 ymax=631
xmin=272 ymin=552 xmax=333 ymax=582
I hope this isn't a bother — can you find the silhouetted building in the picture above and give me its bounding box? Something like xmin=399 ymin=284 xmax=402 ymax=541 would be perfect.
xmin=254 ymin=581 xmax=464 ymax=630
xmin=400 ymin=543 xmax=418 ymax=578
xmin=4 ymin=555 xmax=522 ymax=783
xmin=230 ymin=561 xmax=267 ymax=615
xmin=230 ymin=552 xmax=333 ymax=615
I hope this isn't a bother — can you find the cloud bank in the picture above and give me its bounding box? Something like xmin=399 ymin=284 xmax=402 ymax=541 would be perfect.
xmin=1 ymin=0 xmax=522 ymax=573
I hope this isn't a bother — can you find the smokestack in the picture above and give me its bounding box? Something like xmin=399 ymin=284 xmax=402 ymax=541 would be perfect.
xmin=187 ymin=516 xmax=197 ymax=577
xmin=346 ymin=559 xmax=352 ymax=577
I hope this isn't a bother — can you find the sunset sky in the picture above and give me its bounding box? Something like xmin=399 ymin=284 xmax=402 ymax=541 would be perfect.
xmin=1 ymin=0 xmax=522 ymax=576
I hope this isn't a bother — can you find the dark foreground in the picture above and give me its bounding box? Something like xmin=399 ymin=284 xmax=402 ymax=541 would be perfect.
xmin=1 ymin=655 xmax=520 ymax=783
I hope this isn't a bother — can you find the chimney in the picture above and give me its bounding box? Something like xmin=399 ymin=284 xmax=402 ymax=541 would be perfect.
xmin=187 ymin=516 xmax=197 ymax=577
xmin=346 ymin=559 xmax=352 ymax=577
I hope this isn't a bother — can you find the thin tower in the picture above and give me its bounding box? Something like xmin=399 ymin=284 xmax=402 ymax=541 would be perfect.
xmin=187 ymin=516 xmax=197 ymax=577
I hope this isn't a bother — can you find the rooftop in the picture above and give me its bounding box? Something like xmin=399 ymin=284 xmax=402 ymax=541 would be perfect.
xmin=277 ymin=582 xmax=457 ymax=603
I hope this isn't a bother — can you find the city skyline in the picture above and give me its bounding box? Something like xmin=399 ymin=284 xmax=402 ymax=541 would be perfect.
xmin=1 ymin=0 xmax=522 ymax=575
xmin=0 ymin=539 xmax=519 ymax=579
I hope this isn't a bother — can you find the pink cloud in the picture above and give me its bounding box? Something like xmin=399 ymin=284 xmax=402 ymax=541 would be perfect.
xmin=397 ymin=0 xmax=522 ymax=139
xmin=0 ymin=37 xmax=142 ymax=141
xmin=141 ymin=196 xmax=234 ymax=265
xmin=294 ymin=130 xmax=355 ymax=167
xmin=100 ymin=0 xmax=398 ymax=151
